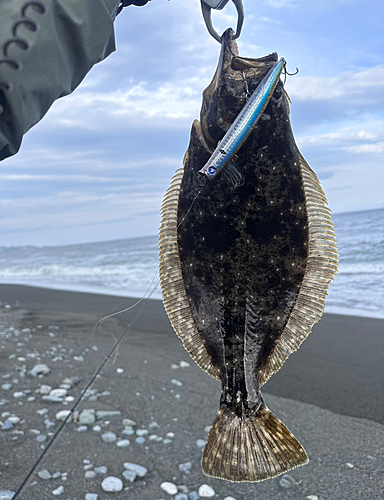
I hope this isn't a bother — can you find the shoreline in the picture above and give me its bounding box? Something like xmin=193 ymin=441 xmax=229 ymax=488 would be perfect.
xmin=0 ymin=283 xmax=383 ymax=425
xmin=1 ymin=283 xmax=383 ymax=499
xmin=1 ymin=280 xmax=383 ymax=320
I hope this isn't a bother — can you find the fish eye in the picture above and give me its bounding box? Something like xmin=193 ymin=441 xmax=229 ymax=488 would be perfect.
xmin=208 ymin=167 xmax=216 ymax=175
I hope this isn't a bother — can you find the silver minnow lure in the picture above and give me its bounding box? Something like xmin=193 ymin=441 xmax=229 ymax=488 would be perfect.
xmin=199 ymin=58 xmax=286 ymax=181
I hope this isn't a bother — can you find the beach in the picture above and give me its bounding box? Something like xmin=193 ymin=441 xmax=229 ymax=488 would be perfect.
xmin=0 ymin=284 xmax=383 ymax=500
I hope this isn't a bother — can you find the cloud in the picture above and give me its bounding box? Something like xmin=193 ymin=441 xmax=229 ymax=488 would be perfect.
xmin=0 ymin=174 xmax=134 ymax=183
xmin=348 ymin=144 xmax=383 ymax=154
xmin=297 ymin=122 xmax=384 ymax=152
xmin=286 ymin=65 xmax=384 ymax=104
xmin=257 ymin=16 xmax=282 ymax=25
xmin=0 ymin=190 xmax=163 ymax=228
xmin=1 ymin=0 xmax=383 ymax=246
xmin=265 ymin=0 xmax=299 ymax=7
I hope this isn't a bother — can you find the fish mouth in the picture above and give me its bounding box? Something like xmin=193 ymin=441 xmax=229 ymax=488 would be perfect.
xmin=200 ymin=28 xmax=279 ymax=150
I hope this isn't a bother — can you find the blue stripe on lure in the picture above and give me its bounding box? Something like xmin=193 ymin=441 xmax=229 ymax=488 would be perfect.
xmin=199 ymin=58 xmax=286 ymax=182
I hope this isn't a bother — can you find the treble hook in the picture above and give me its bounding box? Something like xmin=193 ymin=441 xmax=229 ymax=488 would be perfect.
xmin=232 ymin=68 xmax=258 ymax=99
xmin=285 ymin=67 xmax=299 ymax=76
xmin=201 ymin=0 xmax=244 ymax=43
xmin=282 ymin=63 xmax=299 ymax=84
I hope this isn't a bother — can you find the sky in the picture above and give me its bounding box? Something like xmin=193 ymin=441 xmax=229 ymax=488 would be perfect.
xmin=1 ymin=0 xmax=383 ymax=246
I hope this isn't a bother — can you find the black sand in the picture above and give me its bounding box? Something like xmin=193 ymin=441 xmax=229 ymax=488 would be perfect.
xmin=0 ymin=284 xmax=383 ymax=500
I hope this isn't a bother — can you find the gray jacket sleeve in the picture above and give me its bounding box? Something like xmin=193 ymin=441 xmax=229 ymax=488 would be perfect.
xmin=0 ymin=0 xmax=121 ymax=161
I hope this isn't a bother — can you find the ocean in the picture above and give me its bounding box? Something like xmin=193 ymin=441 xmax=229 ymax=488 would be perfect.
xmin=0 ymin=208 xmax=382 ymax=318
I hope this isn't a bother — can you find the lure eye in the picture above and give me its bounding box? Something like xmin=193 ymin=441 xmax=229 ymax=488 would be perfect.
xmin=208 ymin=167 xmax=216 ymax=175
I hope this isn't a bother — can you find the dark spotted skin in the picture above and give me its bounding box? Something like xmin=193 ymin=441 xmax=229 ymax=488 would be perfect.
xmin=177 ymin=47 xmax=308 ymax=418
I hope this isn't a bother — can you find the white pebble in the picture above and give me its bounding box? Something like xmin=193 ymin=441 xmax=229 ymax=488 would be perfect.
xmin=136 ymin=429 xmax=148 ymax=437
xmin=30 ymin=364 xmax=51 ymax=376
xmin=306 ymin=496 xmax=319 ymax=500
xmin=178 ymin=462 xmax=192 ymax=473
xmin=52 ymin=486 xmax=64 ymax=496
xmin=116 ymin=439 xmax=130 ymax=447
xmin=198 ymin=484 xmax=215 ymax=497
xmin=55 ymin=410 xmax=72 ymax=422
xmin=122 ymin=470 xmax=136 ymax=483
xmin=92 ymin=425 xmax=101 ymax=432
xmin=175 ymin=494 xmax=188 ymax=500
xmin=37 ymin=469 xmax=51 ymax=480
xmin=196 ymin=439 xmax=206 ymax=448
xmin=122 ymin=428 xmax=135 ymax=436
xmin=39 ymin=385 xmax=52 ymax=395
xmin=171 ymin=379 xmax=183 ymax=387
xmin=101 ymin=477 xmax=123 ymax=492
xmin=101 ymin=432 xmax=117 ymax=443
xmin=94 ymin=466 xmax=107 ymax=475
xmin=79 ymin=409 xmax=96 ymax=425
xmin=116 ymin=368 xmax=124 ymax=374
xmin=160 ymin=482 xmax=178 ymax=495
xmin=123 ymin=463 xmax=148 ymax=477
xmin=13 ymin=392 xmax=24 ymax=398
xmin=122 ymin=418 xmax=136 ymax=427
xmin=279 ymin=474 xmax=299 ymax=488
xmin=49 ymin=389 xmax=67 ymax=398
xmin=179 ymin=361 xmax=190 ymax=368
xmin=85 ymin=494 xmax=98 ymax=500
xmin=8 ymin=416 xmax=20 ymax=424
xmin=224 ymin=497 xmax=237 ymax=500
xmin=85 ymin=471 xmax=96 ymax=479
xmin=346 ymin=462 xmax=354 ymax=468
xmin=0 ymin=491 xmax=16 ymax=500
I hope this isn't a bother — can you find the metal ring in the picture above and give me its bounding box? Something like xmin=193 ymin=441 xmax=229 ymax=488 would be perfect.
xmin=201 ymin=0 xmax=244 ymax=43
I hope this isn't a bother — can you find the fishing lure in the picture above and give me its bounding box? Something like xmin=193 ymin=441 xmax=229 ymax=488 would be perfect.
xmin=199 ymin=58 xmax=286 ymax=185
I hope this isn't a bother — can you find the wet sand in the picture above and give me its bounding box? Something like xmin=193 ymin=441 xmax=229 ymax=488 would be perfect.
xmin=0 ymin=284 xmax=383 ymax=500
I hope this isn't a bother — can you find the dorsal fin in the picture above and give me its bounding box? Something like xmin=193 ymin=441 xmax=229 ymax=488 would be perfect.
xmin=158 ymin=146 xmax=221 ymax=380
xmin=258 ymin=153 xmax=339 ymax=387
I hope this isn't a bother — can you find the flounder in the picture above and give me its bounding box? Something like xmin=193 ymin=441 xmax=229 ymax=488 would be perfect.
xmin=158 ymin=29 xmax=338 ymax=482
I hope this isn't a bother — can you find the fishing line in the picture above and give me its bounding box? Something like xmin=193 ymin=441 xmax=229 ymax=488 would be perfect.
xmin=11 ymin=173 xmax=205 ymax=499
xmin=11 ymin=295 xmax=149 ymax=500
xmin=92 ymin=177 xmax=206 ymax=346
xmin=177 ymin=179 xmax=206 ymax=228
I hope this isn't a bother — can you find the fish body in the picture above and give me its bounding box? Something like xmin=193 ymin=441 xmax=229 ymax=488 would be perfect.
xmin=159 ymin=29 xmax=338 ymax=482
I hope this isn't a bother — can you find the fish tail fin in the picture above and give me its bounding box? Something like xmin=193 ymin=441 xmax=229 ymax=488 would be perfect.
xmin=202 ymin=403 xmax=308 ymax=482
